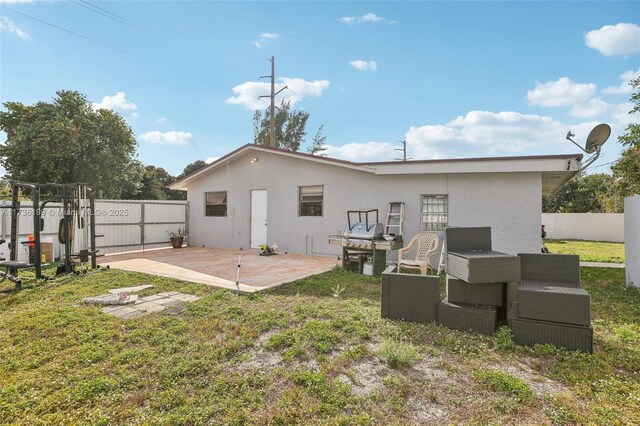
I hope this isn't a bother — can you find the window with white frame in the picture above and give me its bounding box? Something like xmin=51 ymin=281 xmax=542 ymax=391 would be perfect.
xmin=205 ymin=191 xmax=227 ymax=217
xmin=421 ymin=195 xmax=447 ymax=231
xmin=299 ymin=185 xmax=323 ymax=216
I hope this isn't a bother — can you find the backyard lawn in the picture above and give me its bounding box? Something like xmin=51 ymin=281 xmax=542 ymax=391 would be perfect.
xmin=0 ymin=264 xmax=638 ymax=424
xmin=546 ymin=239 xmax=625 ymax=263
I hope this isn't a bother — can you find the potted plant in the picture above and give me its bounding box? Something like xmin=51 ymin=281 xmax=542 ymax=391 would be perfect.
xmin=168 ymin=227 xmax=185 ymax=249
xmin=259 ymin=243 xmax=278 ymax=256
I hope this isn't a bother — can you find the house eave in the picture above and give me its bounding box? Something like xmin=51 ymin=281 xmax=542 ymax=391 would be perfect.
xmin=169 ymin=144 xmax=583 ymax=192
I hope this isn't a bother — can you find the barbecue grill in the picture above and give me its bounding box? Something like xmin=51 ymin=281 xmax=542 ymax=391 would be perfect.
xmin=329 ymin=209 xmax=403 ymax=274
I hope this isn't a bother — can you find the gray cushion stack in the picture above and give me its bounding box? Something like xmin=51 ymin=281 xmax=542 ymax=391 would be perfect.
xmin=509 ymin=253 xmax=593 ymax=353
xmin=446 ymin=227 xmax=521 ymax=284
xmin=439 ymin=227 xmax=517 ymax=335
xmin=438 ymin=296 xmax=497 ymax=336
xmin=447 ymin=276 xmax=505 ymax=307
xmin=380 ymin=227 xmax=593 ymax=353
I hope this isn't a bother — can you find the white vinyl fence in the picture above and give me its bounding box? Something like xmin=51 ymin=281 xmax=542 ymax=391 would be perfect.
xmin=624 ymin=196 xmax=639 ymax=288
xmin=541 ymin=213 xmax=624 ymax=243
xmin=0 ymin=199 xmax=187 ymax=263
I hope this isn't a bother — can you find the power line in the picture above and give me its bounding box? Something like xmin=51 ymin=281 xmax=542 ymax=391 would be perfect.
xmin=74 ymin=0 xmax=135 ymax=26
xmin=1 ymin=5 xmax=132 ymax=55
xmin=70 ymin=0 xmax=256 ymax=79
xmin=71 ymin=0 xmax=134 ymax=27
xmin=69 ymin=1 xmax=259 ymax=88
xmin=1 ymin=5 xmax=265 ymax=104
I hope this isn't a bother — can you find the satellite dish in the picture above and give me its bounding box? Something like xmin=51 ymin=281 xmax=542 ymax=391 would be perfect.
xmin=565 ymin=123 xmax=611 ymax=155
xmin=564 ymin=123 xmax=611 ymax=173
xmin=584 ymin=123 xmax=611 ymax=154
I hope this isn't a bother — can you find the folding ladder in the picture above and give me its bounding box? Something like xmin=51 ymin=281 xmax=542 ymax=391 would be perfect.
xmin=384 ymin=202 xmax=404 ymax=236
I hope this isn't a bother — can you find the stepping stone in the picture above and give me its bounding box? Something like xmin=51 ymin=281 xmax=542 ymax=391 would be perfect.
xmin=164 ymin=304 xmax=187 ymax=315
xmin=135 ymin=301 xmax=167 ymax=314
xmin=119 ymin=310 xmax=148 ymax=320
xmin=106 ymin=306 xmax=140 ymax=319
xmin=156 ymin=291 xmax=180 ymax=297
xmin=154 ymin=298 xmax=184 ymax=307
xmin=82 ymin=294 xmax=138 ymax=306
xmin=138 ymin=294 xmax=165 ymax=302
xmin=169 ymin=293 xmax=201 ymax=302
xmin=107 ymin=284 xmax=154 ymax=294
xmin=102 ymin=305 xmax=131 ymax=314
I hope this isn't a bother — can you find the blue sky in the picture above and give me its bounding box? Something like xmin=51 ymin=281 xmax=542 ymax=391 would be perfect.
xmin=1 ymin=1 xmax=639 ymax=176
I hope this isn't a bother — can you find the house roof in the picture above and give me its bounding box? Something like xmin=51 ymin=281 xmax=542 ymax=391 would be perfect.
xmin=169 ymin=143 xmax=583 ymax=195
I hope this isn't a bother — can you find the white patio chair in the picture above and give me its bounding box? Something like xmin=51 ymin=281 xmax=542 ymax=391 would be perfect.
xmin=397 ymin=232 xmax=439 ymax=275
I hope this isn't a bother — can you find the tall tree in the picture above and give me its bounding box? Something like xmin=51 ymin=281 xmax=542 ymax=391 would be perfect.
xmin=119 ymin=163 xmax=185 ymax=200
xmin=253 ymin=99 xmax=309 ymax=151
xmin=307 ymin=124 xmax=327 ymax=156
xmin=0 ymin=90 xmax=137 ymax=198
xmin=176 ymin=160 xmax=208 ymax=180
xmin=138 ymin=166 xmax=177 ymax=200
xmin=609 ymin=76 xmax=640 ymax=204
xmin=543 ymin=173 xmax=615 ymax=213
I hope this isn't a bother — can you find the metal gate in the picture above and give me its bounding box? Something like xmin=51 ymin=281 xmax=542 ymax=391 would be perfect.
xmin=0 ymin=199 xmax=188 ymax=261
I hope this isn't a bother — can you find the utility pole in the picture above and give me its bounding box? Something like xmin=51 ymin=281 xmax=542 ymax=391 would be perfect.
xmin=394 ymin=139 xmax=411 ymax=161
xmin=259 ymin=56 xmax=287 ymax=148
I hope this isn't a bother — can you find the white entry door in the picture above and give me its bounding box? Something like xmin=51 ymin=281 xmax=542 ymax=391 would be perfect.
xmin=250 ymin=190 xmax=268 ymax=249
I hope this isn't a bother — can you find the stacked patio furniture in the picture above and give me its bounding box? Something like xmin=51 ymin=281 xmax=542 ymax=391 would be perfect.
xmin=509 ymin=253 xmax=593 ymax=353
xmin=381 ymin=265 xmax=440 ymax=324
xmin=380 ymin=226 xmax=594 ymax=353
xmin=439 ymin=227 xmax=521 ymax=335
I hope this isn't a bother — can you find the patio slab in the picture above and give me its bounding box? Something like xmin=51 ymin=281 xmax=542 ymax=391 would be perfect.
xmin=99 ymin=247 xmax=340 ymax=293
xmin=99 ymin=291 xmax=200 ymax=319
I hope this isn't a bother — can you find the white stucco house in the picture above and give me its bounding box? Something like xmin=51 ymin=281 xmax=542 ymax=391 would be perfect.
xmin=169 ymin=144 xmax=582 ymax=258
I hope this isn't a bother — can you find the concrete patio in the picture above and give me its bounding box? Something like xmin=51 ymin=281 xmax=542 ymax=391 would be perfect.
xmin=99 ymin=247 xmax=340 ymax=293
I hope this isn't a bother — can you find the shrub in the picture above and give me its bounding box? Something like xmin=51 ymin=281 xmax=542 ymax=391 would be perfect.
xmin=379 ymin=338 xmax=420 ymax=368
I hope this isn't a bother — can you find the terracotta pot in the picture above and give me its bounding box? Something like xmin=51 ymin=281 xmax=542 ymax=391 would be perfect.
xmin=170 ymin=236 xmax=184 ymax=248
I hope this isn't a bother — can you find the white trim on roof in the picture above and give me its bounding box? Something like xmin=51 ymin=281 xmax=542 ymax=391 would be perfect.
xmin=169 ymin=143 xmax=583 ymax=191
xmin=373 ymin=157 xmax=581 ymax=175
xmin=170 ymin=144 xmax=375 ymax=189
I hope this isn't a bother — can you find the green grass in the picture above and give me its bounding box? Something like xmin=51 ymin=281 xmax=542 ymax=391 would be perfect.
xmin=546 ymin=239 xmax=625 ymax=263
xmin=0 ymin=265 xmax=639 ymax=424
xmin=378 ymin=338 xmax=421 ymax=368
xmin=473 ymin=369 xmax=534 ymax=402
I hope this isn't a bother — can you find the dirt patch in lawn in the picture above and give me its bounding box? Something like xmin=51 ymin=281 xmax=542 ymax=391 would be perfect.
xmin=502 ymin=357 xmax=568 ymax=397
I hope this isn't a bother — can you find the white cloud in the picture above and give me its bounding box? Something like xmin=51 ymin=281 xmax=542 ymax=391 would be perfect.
xmin=254 ymin=32 xmax=280 ymax=48
xmin=0 ymin=0 xmax=36 ymax=3
xmin=349 ymin=60 xmax=377 ymax=72
xmin=130 ymin=112 xmax=139 ymax=119
xmin=139 ymin=131 xmax=192 ymax=146
xmin=340 ymin=13 xmax=387 ymax=24
xmin=93 ymin=92 xmax=137 ymax=112
xmin=156 ymin=116 xmax=167 ymax=124
xmin=259 ymin=32 xmax=280 ymax=40
xmin=527 ymin=77 xmax=597 ymax=107
xmin=408 ymin=111 xmax=570 ymax=158
xmin=205 ymin=157 xmax=219 ymax=164
xmin=602 ymin=69 xmax=640 ymax=94
xmin=585 ymin=23 xmax=640 ymax=56
xmin=226 ymin=77 xmax=329 ymax=110
xmin=0 ymin=16 xmax=31 ymax=40
xmin=568 ymin=98 xmax=611 ymax=118
xmin=325 ymin=141 xmax=395 ymax=161
xmin=610 ymin=102 xmax=636 ymax=126
xmin=322 ymin=111 xmax=577 ymax=162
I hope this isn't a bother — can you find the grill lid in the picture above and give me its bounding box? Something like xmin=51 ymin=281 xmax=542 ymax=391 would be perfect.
xmin=342 ymin=209 xmax=384 ymax=240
